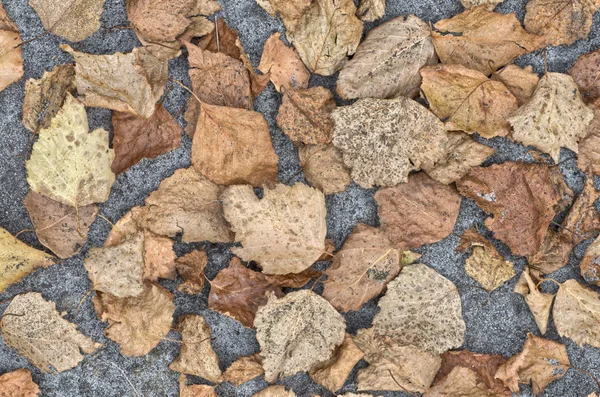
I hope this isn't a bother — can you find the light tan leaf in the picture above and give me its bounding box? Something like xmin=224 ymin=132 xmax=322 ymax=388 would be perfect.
xmin=495 ymin=333 xmax=570 ymax=395
xmin=553 ymin=279 xmax=600 ymax=348
xmin=221 ymin=183 xmax=326 ymax=275
xmin=103 ymin=207 xmax=145 ymax=246
xmin=581 ymin=234 xmax=600 ymax=285
xmin=375 ymin=172 xmax=461 ymax=250
xmin=93 ymin=283 xmax=175 ymax=356
xmin=143 ymin=231 xmax=176 ymax=281
xmin=0 ymin=369 xmax=40 ymax=397
xmin=176 ymin=250 xmax=208 ymax=294
xmin=420 ymin=64 xmax=518 ymax=138
xmin=253 ymin=386 xmax=297 ymax=397
xmin=221 ymin=354 xmax=264 ymax=387
xmin=0 ymin=4 xmax=22 ymax=93
xmin=357 ymin=0 xmax=385 ymax=21
xmin=570 ymin=49 xmax=600 ymax=109
xmin=261 ymin=0 xmax=311 ymax=31
xmin=29 ymin=0 xmax=105 ymax=41
xmin=333 ymin=97 xmax=448 ymax=188
xmin=493 ymin=65 xmax=539 ymax=106
xmin=514 ymin=268 xmax=554 ymax=334
xmin=578 ymin=110 xmax=600 ymax=175
xmin=432 ymin=8 xmax=544 ymax=74
xmin=337 ymin=15 xmax=437 ymax=100
xmin=179 ymin=375 xmax=217 ymax=397
xmin=1 ymin=292 xmax=101 ymax=372
xmin=62 ymin=45 xmax=167 ymax=119
xmin=309 ymin=334 xmax=364 ymax=393
xmin=23 ymin=64 xmax=75 ymax=133
xmin=299 ymin=144 xmax=351 ymax=195
xmin=258 ymin=33 xmax=309 ymax=92
xmin=426 ymin=366 xmax=507 ymax=397
xmin=24 ymin=191 xmax=98 ymax=259
xmin=509 ymin=73 xmax=594 ymax=162
xmin=26 ymin=93 xmax=115 ymax=207
xmin=0 ymin=227 xmax=54 ymax=293
xmin=373 ymin=263 xmax=466 ymax=354
xmin=254 ymin=290 xmax=346 ymax=382
xmin=459 ymin=0 xmax=504 ymax=9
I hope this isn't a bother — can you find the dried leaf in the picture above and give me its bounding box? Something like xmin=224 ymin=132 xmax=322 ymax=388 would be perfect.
xmin=357 ymin=0 xmax=385 ymax=21
xmin=111 ymin=104 xmax=182 ymax=174
xmin=1 ymin=292 xmax=101 ymax=372
xmin=528 ymin=229 xmax=574 ymax=275
xmin=426 ymin=366 xmax=506 ymax=397
xmin=191 ymin=102 xmax=279 ymax=187
xmin=495 ymin=333 xmax=570 ymax=395
xmin=143 ymin=231 xmax=176 ymax=281
xmin=373 ymin=263 xmax=466 ymax=354
xmin=375 ymin=172 xmax=461 ymax=250
xmin=253 ymin=386 xmax=296 ymax=397
xmin=179 ymin=375 xmax=217 ymax=397
xmin=93 ymin=283 xmax=175 ymax=356
xmin=254 ymin=290 xmax=346 ymax=382
xmin=570 ymin=48 xmax=600 ymax=109
xmin=0 ymin=4 xmax=23 ymax=93
xmin=509 ymin=73 xmax=594 ymax=162
xmin=277 ymin=86 xmax=336 ymax=145
xmin=0 ymin=369 xmax=40 ymax=397
xmin=261 ymin=0 xmax=311 ymax=31
xmin=23 ymin=64 xmax=75 ymax=133
xmin=333 ymin=97 xmax=448 ymax=188
xmin=26 ymin=93 xmax=115 ymax=207
xmin=562 ymin=176 xmax=600 ymax=245
xmin=493 ymin=65 xmax=539 ymax=106
xmin=553 ymin=279 xmax=600 ymax=348
xmin=578 ymin=110 xmax=600 ymax=174
xmin=514 ymin=269 xmax=554 ymax=334
xmin=176 ymin=250 xmax=208 ymax=294
xmin=221 ymin=354 xmax=264 ymax=387
xmin=337 ymin=15 xmax=437 ymax=100
xmin=420 ymin=64 xmax=518 ymax=138
xmin=459 ymin=0 xmax=504 ymax=10
xmin=432 ymin=8 xmax=544 ymax=75
xmin=221 ymin=183 xmax=326 ymax=274
xmin=299 ymin=144 xmax=351 ymax=195
xmin=581 ymin=234 xmax=600 ymax=285
xmin=198 ymin=18 xmax=241 ymax=60
xmin=258 ymin=33 xmax=309 ymax=92
xmin=309 ymin=334 xmax=364 ymax=393
xmin=29 ymin=0 xmax=105 ymax=41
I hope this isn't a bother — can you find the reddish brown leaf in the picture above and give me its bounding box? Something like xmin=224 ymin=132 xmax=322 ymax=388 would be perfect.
xmin=176 ymin=250 xmax=208 ymax=294
xmin=570 ymin=48 xmax=600 ymax=109
xmin=0 ymin=369 xmax=40 ymax=397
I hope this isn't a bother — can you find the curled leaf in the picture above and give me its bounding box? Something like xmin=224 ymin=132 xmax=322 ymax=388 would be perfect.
xmin=514 ymin=268 xmax=554 ymax=334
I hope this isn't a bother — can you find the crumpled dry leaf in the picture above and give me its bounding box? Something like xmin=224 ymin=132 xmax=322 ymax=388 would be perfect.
xmin=528 ymin=229 xmax=574 ymax=275
xmin=553 ymin=279 xmax=600 ymax=348
xmin=309 ymin=334 xmax=364 ymax=393
xmin=561 ymin=176 xmax=600 ymax=245
xmin=375 ymin=172 xmax=461 ymax=250
xmin=24 ymin=191 xmax=98 ymax=259
xmin=198 ymin=18 xmax=241 ymax=59
xmin=176 ymin=250 xmax=208 ymax=294
xmin=179 ymin=375 xmax=217 ymax=397
xmin=432 ymin=7 xmax=544 ymax=75
xmin=514 ymin=268 xmax=554 ymax=334
xmin=62 ymin=45 xmax=167 ymax=119
xmin=221 ymin=354 xmax=264 ymax=387
xmin=421 ymin=64 xmax=518 ymax=138
xmin=459 ymin=0 xmax=504 ymax=9
xmin=191 ymin=102 xmax=279 ymax=187
xmin=254 ymin=290 xmax=346 ymax=382
xmin=495 ymin=333 xmax=570 ymax=395
xmin=170 ymin=315 xmax=222 ymax=382
xmin=26 ymin=93 xmax=115 ymax=207
xmin=0 ymin=227 xmax=54 ymax=293
xmin=570 ymin=49 xmax=600 ymax=109
xmin=257 ymin=0 xmax=310 ymax=31
xmin=143 ymin=231 xmax=177 ymax=281
xmin=337 ymin=15 xmax=437 ymax=100
xmin=29 ymin=0 xmax=105 ymax=41
xmin=357 ymin=0 xmax=385 ymax=21
xmin=93 ymin=283 xmax=175 ymax=356
xmin=509 ymin=73 xmax=594 ymax=162
xmin=373 ymin=263 xmax=466 ymax=354
xmin=253 ymin=386 xmax=296 ymax=397
xmin=1 ymin=292 xmax=101 ymax=372
xmin=0 ymin=4 xmax=23 ymax=93
xmin=333 ymin=97 xmax=448 ymax=187
xmin=0 ymin=369 xmax=40 ymax=397
xmin=492 ymin=65 xmax=539 ymax=106
xmin=111 ymin=104 xmax=181 ymax=174
xmin=457 ymin=162 xmax=573 ymax=257
xmin=221 ymin=183 xmax=326 ymax=274
xmin=322 ymin=224 xmax=400 ymax=312
xmin=299 ymin=144 xmax=351 ymax=195
xmin=578 ymin=111 xmax=600 ymax=175
xmin=277 ymin=86 xmax=336 ymax=145
xmin=23 ymin=64 xmax=75 ymax=133
xmin=426 ymin=366 xmax=507 ymax=397
xmin=581 ymin=234 xmax=600 ymax=285
xmin=258 ymin=33 xmax=309 ymax=92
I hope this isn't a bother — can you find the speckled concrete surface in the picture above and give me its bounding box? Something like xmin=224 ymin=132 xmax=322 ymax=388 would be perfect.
xmin=0 ymin=0 xmax=599 ymax=396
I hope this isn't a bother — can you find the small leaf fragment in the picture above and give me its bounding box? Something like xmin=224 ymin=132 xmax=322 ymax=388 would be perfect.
xmin=221 ymin=354 xmax=264 ymax=387
xmin=570 ymin=48 xmax=600 ymax=109
xmin=514 ymin=268 xmax=554 ymax=334
xmin=0 ymin=369 xmax=40 ymax=397
xmin=143 ymin=231 xmax=177 ymax=281
xmin=258 ymin=33 xmax=309 ymax=92
xmin=309 ymin=334 xmax=364 ymax=393
xmin=299 ymin=144 xmax=351 ymax=195
xmin=176 ymin=249 xmax=208 ymax=294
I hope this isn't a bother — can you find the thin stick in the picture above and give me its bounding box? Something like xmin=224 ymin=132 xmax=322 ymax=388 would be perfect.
xmin=15 ymin=229 xmax=35 ymax=239
xmin=14 ymin=31 xmax=50 ymax=49
xmin=536 ymin=277 xmax=561 ymax=290
xmin=74 ymin=288 xmax=96 ymax=316
xmin=214 ymin=18 xmax=220 ymax=53
xmin=570 ymin=366 xmax=600 ymax=391
xmin=97 ymin=214 xmax=116 ymax=228
xmin=387 ymin=369 xmax=419 ymax=397
xmin=172 ymin=78 xmax=202 ymax=104
xmin=108 ymin=362 xmax=141 ymax=397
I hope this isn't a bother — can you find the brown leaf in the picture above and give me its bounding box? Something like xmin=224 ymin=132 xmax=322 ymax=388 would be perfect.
xmin=322 ymin=224 xmax=400 ymax=312
xmin=528 ymin=229 xmax=574 ymax=275
xmin=258 ymin=33 xmax=309 ymax=92
xmin=260 ymin=0 xmax=311 ymax=32
xmin=198 ymin=18 xmax=241 ymax=60
xmin=221 ymin=354 xmax=264 ymax=387
xmin=570 ymin=48 xmax=600 ymax=109
xmin=375 ymin=172 xmax=461 ymax=250
xmin=514 ymin=268 xmax=554 ymax=334
xmin=299 ymin=144 xmax=351 ymax=195
xmin=432 ymin=7 xmax=544 ymax=75
xmin=253 ymin=386 xmax=297 ymax=397
xmin=553 ymin=279 xmax=600 ymax=348
xmin=357 ymin=0 xmax=385 ymax=21
xmin=0 ymin=4 xmax=22 ymax=93
xmin=333 ymin=98 xmax=448 ymax=188
xmin=495 ymin=333 xmax=570 ymax=395
xmin=578 ymin=110 xmax=600 ymax=175
xmin=93 ymin=283 xmax=175 ymax=356
xmin=309 ymin=334 xmax=364 ymax=393
xmin=426 ymin=366 xmax=507 ymax=397
xmin=581 ymin=234 xmax=600 ymax=285
xmin=236 ymin=38 xmax=271 ymax=99
xmin=143 ymin=231 xmax=177 ymax=281
xmin=0 ymin=369 xmax=40 ymax=397
xmin=24 ymin=191 xmax=98 ymax=259
xmin=456 ymin=162 xmax=573 ymax=257
xmin=420 ymin=64 xmax=518 ymax=138
xmin=337 ymin=15 xmax=437 ymax=100
xmin=29 ymin=0 xmax=105 ymax=42
xmin=459 ymin=0 xmax=504 ymax=9
xmin=179 ymin=375 xmax=217 ymax=397
xmin=493 ymin=65 xmax=539 ymax=106
xmin=277 ymin=86 xmax=336 ymax=145
xmin=176 ymin=249 xmax=208 ymax=294
xmin=562 ymin=176 xmax=600 ymax=245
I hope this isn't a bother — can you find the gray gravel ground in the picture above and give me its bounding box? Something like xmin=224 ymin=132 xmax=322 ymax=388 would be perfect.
xmin=0 ymin=0 xmax=599 ymax=396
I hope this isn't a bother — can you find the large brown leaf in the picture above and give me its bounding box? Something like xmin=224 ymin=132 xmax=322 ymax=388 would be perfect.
xmin=0 ymin=4 xmax=22 ymax=93
xmin=0 ymin=369 xmax=40 ymax=397
xmin=299 ymin=144 xmax=351 ymax=195
xmin=29 ymin=0 xmax=105 ymax=42
xmin=553 ymin=279 xmax=600 ymax=348
xmin=258 ymin=33 xmax=309 ymax=93
xmin=570 ymin=48 xmax=600 ymax=109
xmin=514 ymin=268 xmax=554 ymax=334
xmin=309 ymin=334 xmax=364 ymax=393
xmin=492 ymin=65 xmax=539 ymax=106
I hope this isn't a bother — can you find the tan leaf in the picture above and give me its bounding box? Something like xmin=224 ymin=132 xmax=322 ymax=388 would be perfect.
xmin=423 ymin=132 xmax=495 ymax=185
xmin=459 ymin=0 xmax=504 ymax=10
xmin=191 ymin=102 xmax=279 ymax=187
xmin=143 ymin=231 xmax=176 ymax=281
xmin=24 ymin=191 xmax=98 ymax=259
xmin=0 ymin=369 xmax=40 ymax=397
xmin=493 ymin=65 xmax=540 ymax=106
xmin=0 ymin=4 xmax=22 ymax=93
xmin=581 ymin=234 xmax=600 ymax=285
xmin=258 ymin=33 xmax=309 ymax=92
xmin=221 ymin=183 xmax=326 ymax=274
xmin=375 ymin=172 xmax=461 ymax=250
xmin=432 ymin=7 xmax=544 ymax=75
xmin=333 ymin=97 xmax=448 ymax=187
xmin=236 ymin=38 xmax=271 ymax=99
xmin=553 ymin=279 xmax=600 ymax=348
xmin=337 ymin=15 xmax=437 ymax=100
xmin=578 ymin=110 xmax=600 ymax=175
xmin=62 ymin=45 xmax=167 ymax=119
xmin=111 ymin=104 xmax=182 ymax=174
xmin=299 ymin=144 xmax=351 ymax=195
xmin=221 ymin=354 xmax=264 ymax=387
xmin=262 ymin=0 xmax=311 ymax=32
xmin=26 ymin=93 xmax=115 ymax=207
xmin=373 ymin=263 xmax=466 ymax=354
xmin=0 ymin=227 xmax=54 ymax=293
xmin=134 ymin=168 xmax=233 ymax=243
xmin=514 ymin=268 xmax=554 ymax=334
xmin=528 ymin=229 xmax=574 ymax=275
xmin=1 ymin=292 xmax=101 ymax=372
xmin=93 ymin=283 xmax=175 ymax=356
xmin=322 ymin=224 xmax=400 ymax=312
xmin=357 ymin=0 xmax=385 ymax=21
xmin=29 ymin=0 xmax=105 ymax=42
xmin=198 ymin=18 xmax=241 ymax=60
xmin=562 ymin=176 xmax=600 ymax=245
xmin=310 ymin=334 xmax=364 ymax=393
xmin=495 ymin=333 xmax=570 ymax=395
xmin=456 ymin=162 xmax=573 ymax=257
xmin=103 ymin=207 xmax=146 ymax=247
xmin=254 ymin=290 xmax=346 ymax=382
xmin=426 ymin=366 xmax=507 ymax=397
xmin=170 ymin=315 xmax=221 ymax=382
xmin=179 ymin=375 xmax=217 ymax=397
xmin=176 ymin=250 xmax=208 ymax=294
xmin=23 ymin=64 xmax=75 ymax=133
xmin=277 ymin=86 xmax=336 ymax=145
xmin=570 ymin=49 xmax=600 ymax=109
xmin=420 ymin=64 xmax=518 ymax=138
xmin=253 ymin=386 xmax=297 ymax=397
